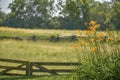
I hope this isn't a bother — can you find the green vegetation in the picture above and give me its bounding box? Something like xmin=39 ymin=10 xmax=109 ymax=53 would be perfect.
xmin=0 ymin=0 xmax=120 ymax=30
xmin=0 ymin=75 xmax=75 ymax=80
xmin=0 ymin=0 xmax=120 ymax=79
xmin=0 ymin=27 xmax=120 ymax=80
xmin=74 ymin=21 xmax=120 ymax=80
xmin=0 ymin=39 xmax=78 ymax=62
xmin=0 ymin=27 xmax=77 ymax=79
xmin=0 ymin=27 xmax=76 ymax=37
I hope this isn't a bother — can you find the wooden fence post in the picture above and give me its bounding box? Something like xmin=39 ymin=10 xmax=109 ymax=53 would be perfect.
xmin=26 ymin=62 xmax=32 ymax=76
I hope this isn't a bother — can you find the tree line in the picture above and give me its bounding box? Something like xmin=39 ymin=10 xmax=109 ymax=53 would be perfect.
xmin=0 ymin=0 xmax=120 ymax=30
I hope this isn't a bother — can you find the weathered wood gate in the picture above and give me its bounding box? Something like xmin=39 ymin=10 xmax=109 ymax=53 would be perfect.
xmin=0 ymin=58 xmax=80 ymax=76
xmin=0 ymin=58 xmax=30 ymax=75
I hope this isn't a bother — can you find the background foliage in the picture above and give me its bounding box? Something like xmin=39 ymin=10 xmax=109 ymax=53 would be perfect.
xmin=0 ymin=0 xmax=120 ymax=30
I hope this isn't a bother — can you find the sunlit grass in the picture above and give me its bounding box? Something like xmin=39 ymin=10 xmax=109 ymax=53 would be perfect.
xmin=0 ymin=39 xmax=78 ymax=62
xmin=0 ymin=27 xmax=76 ymax=37
xmin=0 ymin=27 xmax=119 ymax=62
xmin=0 ymin=27 xmax=119 ymax=38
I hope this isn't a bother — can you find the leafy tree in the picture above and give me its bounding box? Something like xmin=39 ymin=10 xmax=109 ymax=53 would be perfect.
xmin=89 ymin=1 xmax=112 ymax=30
xmin=49 ymin=17 xmax=61 ymax=29
xmin=60 ymin=0 xmax=94 ymax=29
xmin=110 ymin=0 xmax=120 ymax=30
xmin=2 ymin=0 xmax=120 ymax=30
xmin=6 ymin=0 xmax=54 ymax=28
xmin=0 ymin=7 xmax=6 ymax=26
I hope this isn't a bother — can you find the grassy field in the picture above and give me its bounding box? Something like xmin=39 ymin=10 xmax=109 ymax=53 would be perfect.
xmin=0 ymin=75 xmax=75 ymax=80
xmin=0 ymin=27 xmax=77 ymax=37
xmin=0 ymin=39 xmax=78 ymax=62
xmin=0 ymin=27 xmax=78 ymax=80
xmin=0 ymin=27 xmax=120 ymax=80
xmin=0 ymin=27 xmax=78 ymax=62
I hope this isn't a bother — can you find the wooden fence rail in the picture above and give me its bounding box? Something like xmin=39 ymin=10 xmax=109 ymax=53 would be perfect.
xmin=0 ymin=58 xmax=81 ymax=76
xmin=0 ymin=58 xmax=29 ymax=75
xmin=0 ymin=35 xmax=108 ymax=41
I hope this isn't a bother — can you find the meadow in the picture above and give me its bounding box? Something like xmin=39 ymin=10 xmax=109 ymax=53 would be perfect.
xmin=0 ymin=27 xmax=78 ymax=80
xmin=0 ymin=27 xmax=120 ymax=80
xmin=0 ymin=27 xmax=79 ymax=62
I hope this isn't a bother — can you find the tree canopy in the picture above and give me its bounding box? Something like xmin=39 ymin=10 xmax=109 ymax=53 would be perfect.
xmin=0 ymin=0 xmax=120 ymax=30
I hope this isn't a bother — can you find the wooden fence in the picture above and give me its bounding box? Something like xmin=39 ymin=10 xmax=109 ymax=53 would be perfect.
xmin=0 ymin=58 xmax=80 ymax=76
xmin=0 ymin=58 xmax=29 ymax=75
xmin=0 ymin=35 xmax=103 ymax=41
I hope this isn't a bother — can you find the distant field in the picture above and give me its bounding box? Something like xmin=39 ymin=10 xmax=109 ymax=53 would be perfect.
xmin=0 ymin=27 xmax=86 ymax=62
xmin=0 ymin=27 xmax=79 ymax=79
xmin=0 ymin=27 xmax=76 ymax=37
xmin=0 ymin=27 xmax=119 ymax=37
xmin=0 ymin=39 xmax=78 ymax=62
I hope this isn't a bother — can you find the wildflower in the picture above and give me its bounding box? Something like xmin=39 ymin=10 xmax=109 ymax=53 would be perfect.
xmin=78 ymin=38 xmax=82 ymax=42
xmin=107 ymin=38 xmax=113 ymax=41
xmin=73 ymin=44 xmax=78 ymax=49
xmin=89 ymin=26 xmax=96 ymax=31
xmin=91 ymin=46 xmax=97 ymax=52
xmin=98 ymin=37 xmax=103 ymax=41
xmin=85 ymin=30 xmax=92 ymax=35
xmin=98 ymin=32 xmax=106 ymax=38
xmin=81 ymin=41 xmax=89 ymax=46
xmin=90 ymin=38 xmax=95 ymax=42
xmin=76 ymin=29 xmax=81 ymax=35
xmin=84 ymin=42 xmax=89 ymax=46
xmin=90 ymin=20 xmax=96 ymax=25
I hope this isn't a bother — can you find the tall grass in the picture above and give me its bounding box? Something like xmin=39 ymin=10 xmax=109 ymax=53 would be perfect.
xmin=0 ymin=75 xmax=75 ymax=80
xmin=74 ymin=21 xmax=120 ymax=80
xmin=0 ymin=39 xmax=78 ymax=62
